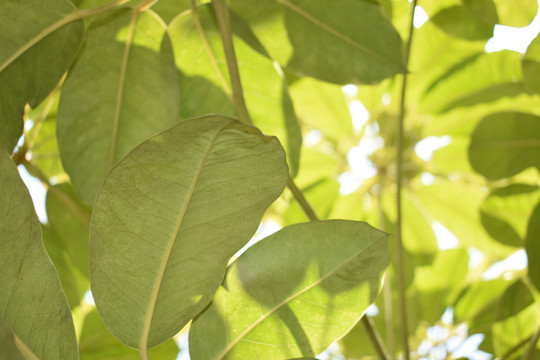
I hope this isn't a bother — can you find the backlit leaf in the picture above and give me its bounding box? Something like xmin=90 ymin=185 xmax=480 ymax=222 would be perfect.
xmin=430 ymin=6 xmax=493 ymax=40
xmin=0 ymin=147 xmax=78 ymax=359
xmin=169 ymin=5 xmax=302 ymax=175
xmin=0 ymin=0 xmax=84 ymax=153
xmin=228 ymin=0 xmax=404 ymax=84
xmin=525 ymin=201 xmax=540 ymax=292
xmin=90 ymin=115 xmax=288 ymax=350
xmin=468 ymin=112 xmax=540 ymax=179
xmin=57 ymin=8 xmax=180 ymax=204
xmin=523 ymin=33 xmax=540 ymax=94
xmin=189 ymin=220 xmax=390 ymax=360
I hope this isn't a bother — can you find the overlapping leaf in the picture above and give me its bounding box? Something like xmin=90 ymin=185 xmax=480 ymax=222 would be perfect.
xmin=0 ymin=0 xmax=84 ymax=153
xmin=57 ymin=8 xmax=180 ymax=204
xmin=0 ymin=147 xmax=78 ymax=359
xmin=228 ymin=0 xmax=404 ymax=84
xmin=189 ymin=220 xmax=390 ymax=360
xmin=169 ymin=5 xmax=302 ymax=175
xmin=468 ymin=112 xmax=540 ymax=179
xmin=90 ymin=115 xmax=288 ymax=350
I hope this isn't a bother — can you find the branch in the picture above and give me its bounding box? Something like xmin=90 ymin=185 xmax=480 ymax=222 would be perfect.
xmin=395 ymin=1 xmax=418 ymax=359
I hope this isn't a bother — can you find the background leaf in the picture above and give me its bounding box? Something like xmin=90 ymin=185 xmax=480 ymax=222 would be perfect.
xmin=90 ymin=116 xmax=288 ymax=349
xmin=0 ymin=0 xmax=84 ymax=153
xmin=468 ymin=112 xmax=540 ymax=179
xmin=57 ymin=8 xmax=180 ymax=204
xmin=0 ymin=147 xmax=78 ymax=359
xmin=190 ymin=220 xmax=390 ymax=360
xmin=228 ymin=0 xmax=404 ymax=84
xmin=525 ymin=201 xmax=540 ymax=292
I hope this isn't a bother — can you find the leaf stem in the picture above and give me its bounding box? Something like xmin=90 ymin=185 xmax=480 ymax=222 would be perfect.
xmin=211 ymin=0 xmax=253 ymax=125
xmin=362 ymin=314 xmax=392 ymax=360
xmin=286 ymin=176 xmax=319 ymax=222
xmin=395 ymin=1 xmax=418 ymax=359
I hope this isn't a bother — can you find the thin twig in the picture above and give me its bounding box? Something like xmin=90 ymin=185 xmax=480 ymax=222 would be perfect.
xmin=395 ymin=1 xmax=418 ymax=359
xmin=362 ymin=314 xmax=392 ymax=360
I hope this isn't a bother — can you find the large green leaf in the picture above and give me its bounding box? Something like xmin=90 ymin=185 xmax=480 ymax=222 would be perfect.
xmin=480 ymin=184 xmax=540 ymax=247
xmin=57 ymin=8 xmax=180 ymax=205
xmin=79 ymin=308 xmax=179 ymax=360
xmin=189 ymin=220 xmax=390 ymax=360
xmin=523 ymin=33 xmax=540 ymax=94
xmin=90 ymin=115 xmax=288 ymax=350
xmin=0 ymin=147 xmax=78 ymax=359
xmin=468 ymin=112 xmax=540 ymax=180
xmin=430 ymin=5 xmax=493 ymax=40
xmin=526 ymin=201 xmax=540 ymax=292
xmin=0 ymin=0 xmax=84 ymax=153
xmin=228 ymin=0 xmax=403 ymax=84
xmin=0 ymin=321 xmax=25 ymax=360
xmin=169 ymin=5 xmax=302 ymax=175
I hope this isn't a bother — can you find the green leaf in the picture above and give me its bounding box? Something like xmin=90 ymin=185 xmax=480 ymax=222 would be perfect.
xmin=79 ymin=308 xmax=179 ymax=360
xmin=169 ymin=5 xmax=302 ymax=176
xmin=57 ymin=8 xmax=180 ymax=205
xmin=526 ymin=201 xmax=540 ymax=292
xmin=284 ymin=178 xmax=340 ymax=225
xmin=228 ymin=0 xmax=404 ymax=84
xmin=0 ymin=147 xmax=78 ymax=359
xmin=0 ymin=321 xmax=25 ymax=360
xmin=189 ymin=220 xmax=391 ymax=360
xmin=468 ymin=112 xmax=540 ymax=179
xmin=90 ymin=115 xmax=288 ymax=350
xmin=430 ymin=6 xmax=493 ymax=40
xmin=420 ymin=51 xmax=522 ymax=113
xmin=288 ymin=77 xmax=353 ymax=143
xmin=480 ymin=184 xmax=540 ymax=247
xmin=0 ymin=0 xmax=84 ymax=153
xmin=46 ymin=184 xmax=92 ymax=278
xmin=491 ymin=0 xmax=538 ymax=27
xmin=523 ymin=33 xmax=540 ymax=94
xmin=461 ymin=0 xmax=499 ymax=25
xmin=42 ymin=225 xmax=89 ymax=309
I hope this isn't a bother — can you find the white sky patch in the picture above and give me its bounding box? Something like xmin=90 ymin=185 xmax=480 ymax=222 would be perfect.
xmin=482 ymin=249 xmax=528 ymax=280
xmin=468 ymin=247 xmax=484 ymax=269
xmin=366 ymin=304 xmax=379 ymax=316
xmin=175 ymin=331 xmax=190 ymax=360
xmin=304 ymin=129 xmax=322 ymax=147
xmin=421 ymin=172 xmax=435 ymax=185
xmin=18 ymin=165 xmax=47 ymax=223
xmin=83 ymin=290 xmax=95 ymax=306
xmin=432 ymin=221 xmax=459 ymax=249
xmin=342 ymin=84 xmax=358 ymax=97
xmin=413 ymin=5 xmax=429 ymax=29
xmin=485 ymin=7 xmax=540 ymax=53
xmin=349 ymin=100 xmax=370 ymax=134
xmin=415 ymin=136 xmax=451 ymax=161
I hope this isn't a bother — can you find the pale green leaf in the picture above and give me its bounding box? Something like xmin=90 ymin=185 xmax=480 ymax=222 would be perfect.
xmin=420 ymin=51 xmax=522 ymax=113
xmin=491 ymin=0 xmax=538 ymax=27
xmin=0 ymin=0 xmax=84 ymax=153
xmin=480 ymin=184 xmax=540 ymax=247
xmin=79 ymin=309 xmax=179 ymax=360
xmin=288 ymin=77 xmax=353 ymax=142
xmin=526 ymin=201 xmax=540 ymax=292
xmin=90 ymin=115 xmax=288 ymax=349
xmin=0 ymin=147 xmax=78 ymax=359
xmin=46 ymin=184 xmax=92 ymax=278
xmin=228 ymin=0 xmax=404 ymax=84
xmin=189 ymin=220 xmax=390 ymax=360
xmin=431 ymin=137 xmax=473 ymax=174
xmin=523 ymin=33 xmax=540 ymax=94
xmin=468 ymin=112 xmax=540 ymax=179
xmin=430 ymin=6 xmax=493 ymax=40
xmin=57 ymin=8 xmax=180 ymax=204
xmin=42 ymin=225 xmax=89 ymax=309
xmin=416 ymin=180 xmax=516 ymax=257
xmin=169 ymin=5 xmax=302 ymax=175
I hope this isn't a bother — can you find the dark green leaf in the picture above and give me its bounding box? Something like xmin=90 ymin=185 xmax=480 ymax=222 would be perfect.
xmin=90 ymin=115 xmax=288 ymax=350
xmin=0 ymin=321 xmax=25 ymax=360
xmin=228 ymin=0 xmax=404 ymax=84
xmin=523 ymin=33 xmax=540 ymax=94
xmin=57 ymin=8 xmax=180 ymax=204
xmin=430 ymin=6 xmax=493 ymax=40
xmin=468 ymin=112 xmax=540 ymax=179
xmin=189 ymin=220 xmax=390 ymax=360
xmin=0 ymin=147 xmax=78 ymax=359
xmin=0 ymin=0 xmax=84 ymax=153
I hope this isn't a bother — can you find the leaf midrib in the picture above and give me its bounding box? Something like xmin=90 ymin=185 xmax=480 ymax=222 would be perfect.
xmin=216 ymin=237 xmax=381 ymax=359
xmin=139 ymin=120 xmax=233 ymax=351
xmin=108 ymin=10 xmax=139 ymax=168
